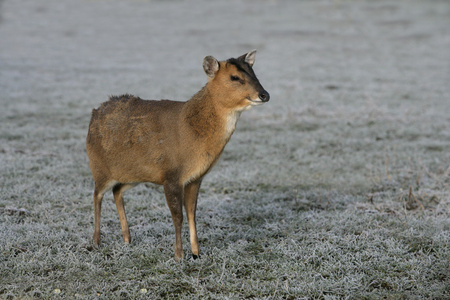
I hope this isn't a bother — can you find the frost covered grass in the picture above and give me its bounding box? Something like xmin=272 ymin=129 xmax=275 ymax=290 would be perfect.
xmin=1 ymin=0 xmax=449 ymax=299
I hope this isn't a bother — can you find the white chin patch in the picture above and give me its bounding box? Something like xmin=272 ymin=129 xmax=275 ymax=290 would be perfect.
xmin=241 ymin=98 xmax=263 ymax=111
xmin=249 ymin=99 xmax=264 ymax=106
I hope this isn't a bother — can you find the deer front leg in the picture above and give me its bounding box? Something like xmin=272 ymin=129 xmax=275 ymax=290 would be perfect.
xmin=163 ymin=181 xmax=184 ymax=260
xmin=184 ymin=179 xmax=202 ymax=259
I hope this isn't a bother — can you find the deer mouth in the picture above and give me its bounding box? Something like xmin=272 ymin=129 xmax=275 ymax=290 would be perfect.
xmin=246 ymin=97 xmax=264 ymax=105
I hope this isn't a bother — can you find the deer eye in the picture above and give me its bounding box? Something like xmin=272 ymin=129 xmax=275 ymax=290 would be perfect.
xmin=230 ymin=75 xmax=244 ymax=84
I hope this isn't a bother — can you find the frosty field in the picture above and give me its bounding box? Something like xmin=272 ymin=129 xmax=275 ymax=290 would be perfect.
xmin=0 ymin=0 xmax=449 ymax=299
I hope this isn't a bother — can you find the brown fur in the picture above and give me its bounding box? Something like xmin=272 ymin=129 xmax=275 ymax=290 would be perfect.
xmin=86 ymin=51 xmax=269 ymax=260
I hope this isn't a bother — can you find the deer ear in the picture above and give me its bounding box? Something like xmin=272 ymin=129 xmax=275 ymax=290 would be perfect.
xmin=244 ymin=50 xmax=257 ymax=67
xmin=203 ymin=56 xmax=220 ymax=78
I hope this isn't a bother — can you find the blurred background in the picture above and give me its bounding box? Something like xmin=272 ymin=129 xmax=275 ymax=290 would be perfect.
xmin=1 ymin=0 xmax=449 ymax=121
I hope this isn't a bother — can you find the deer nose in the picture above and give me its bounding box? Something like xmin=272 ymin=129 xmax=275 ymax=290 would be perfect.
xmin=259 ymin=90 xmax=270 ymax=102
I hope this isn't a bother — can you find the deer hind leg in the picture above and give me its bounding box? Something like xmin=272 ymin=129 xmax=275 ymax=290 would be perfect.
xmin=92 ymin=180 xmax=117 ymax=246
xmin=184 ymin=180 xmax=202 ymax=259
xmin=113 ymin=183 xmax=135 ymax=244
xmin=163 ymin=181 xmax=184 ymax=260
xmin=93 ymin=189 xmax=104 ymax=246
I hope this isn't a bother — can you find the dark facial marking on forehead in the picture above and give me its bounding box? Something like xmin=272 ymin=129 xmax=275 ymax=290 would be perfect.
xmin=226 ymin=58 xmax=256 ymax=79
xmin=225 ymin=56 xmax=265 ymax=93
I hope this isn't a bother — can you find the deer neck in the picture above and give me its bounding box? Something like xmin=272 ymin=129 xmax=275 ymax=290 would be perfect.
xmin=183 ymin=86 xmax=240 ymax=145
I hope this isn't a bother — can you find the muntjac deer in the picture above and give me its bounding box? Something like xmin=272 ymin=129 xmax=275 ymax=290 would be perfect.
xmin=86 ymin=50 xmax=269 ymax=260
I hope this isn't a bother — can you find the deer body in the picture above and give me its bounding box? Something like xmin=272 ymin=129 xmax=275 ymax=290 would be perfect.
xmin=86 ymin=51 xmax=269 ymax=260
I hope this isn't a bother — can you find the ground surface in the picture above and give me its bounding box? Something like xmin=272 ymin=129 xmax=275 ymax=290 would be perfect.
xmin=0 ymin=0 xmax=449 ymax=299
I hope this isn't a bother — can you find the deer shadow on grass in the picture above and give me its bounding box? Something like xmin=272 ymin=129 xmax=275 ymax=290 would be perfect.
xmin=195 ymin=185 xmax=338 ymax=249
